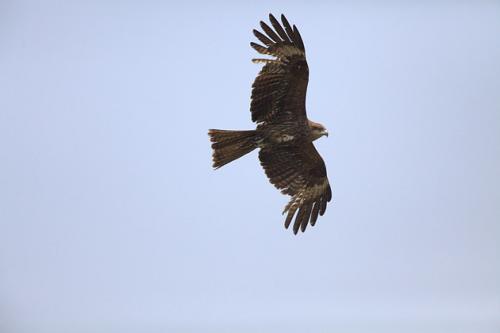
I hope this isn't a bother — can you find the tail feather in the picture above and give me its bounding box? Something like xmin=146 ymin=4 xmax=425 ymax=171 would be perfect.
xmin=208 ymin=129 xmax=259 ymax=169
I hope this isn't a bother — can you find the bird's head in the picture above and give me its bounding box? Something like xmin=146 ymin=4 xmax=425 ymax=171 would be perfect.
xmin=308 ymin=120 xmax=329 ymax=141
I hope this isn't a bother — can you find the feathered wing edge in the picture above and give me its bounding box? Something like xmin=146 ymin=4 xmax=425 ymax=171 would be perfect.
xmin=250 ymin=14 xmax=305 ymax=64
xmin=283 ymin=180 xmax=332 ymax=234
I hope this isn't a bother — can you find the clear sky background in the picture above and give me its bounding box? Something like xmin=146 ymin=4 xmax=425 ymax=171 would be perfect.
xmin=1 ymin=1 xmax=499 ymax=332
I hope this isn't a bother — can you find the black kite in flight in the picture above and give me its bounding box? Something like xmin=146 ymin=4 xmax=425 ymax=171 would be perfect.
xmin=209 ymin=14 xmax=332 ymax=234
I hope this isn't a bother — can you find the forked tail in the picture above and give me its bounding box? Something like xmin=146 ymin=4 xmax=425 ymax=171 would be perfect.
xmin=208 ymin=129 xmax=259 ymax=169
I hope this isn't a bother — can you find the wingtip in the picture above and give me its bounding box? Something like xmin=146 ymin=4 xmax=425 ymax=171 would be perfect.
xmin=249 ymin=41 xmax=259 ymax=48
xmin=281 ymin=14 xmax=290 ymax=26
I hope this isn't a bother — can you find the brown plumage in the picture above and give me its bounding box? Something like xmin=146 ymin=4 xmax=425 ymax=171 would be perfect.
xmin=208 ymin=14 xmax=332 ymax=234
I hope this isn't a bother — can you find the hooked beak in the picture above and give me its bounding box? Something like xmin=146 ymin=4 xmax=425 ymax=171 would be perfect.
xmin=323 ymin=130 xmax=329 ymax=138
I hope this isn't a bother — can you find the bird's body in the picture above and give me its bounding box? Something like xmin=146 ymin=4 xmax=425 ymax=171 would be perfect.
xmin=209 ymin=14 xmax=332 ymax=234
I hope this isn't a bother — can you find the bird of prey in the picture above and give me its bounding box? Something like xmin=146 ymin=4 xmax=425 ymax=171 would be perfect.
xmin=208 ymin=14 xmax=332 ymax=234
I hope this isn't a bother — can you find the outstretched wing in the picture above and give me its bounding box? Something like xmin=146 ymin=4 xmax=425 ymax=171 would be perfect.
xmin=259 ymin=143 xmax=332 ymax=234
xmin=250 ymin=14 xmax=309 ymax=125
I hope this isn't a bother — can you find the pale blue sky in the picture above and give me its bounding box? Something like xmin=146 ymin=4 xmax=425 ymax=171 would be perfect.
xmin=1 ymin=1 xmax=499 ymax=332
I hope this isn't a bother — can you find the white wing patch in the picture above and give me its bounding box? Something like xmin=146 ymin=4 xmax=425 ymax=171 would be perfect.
xmin=282 ymin=180 xmax=329 ymax=214
xmin=277 ymin=134 xmax=294 ymax=143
